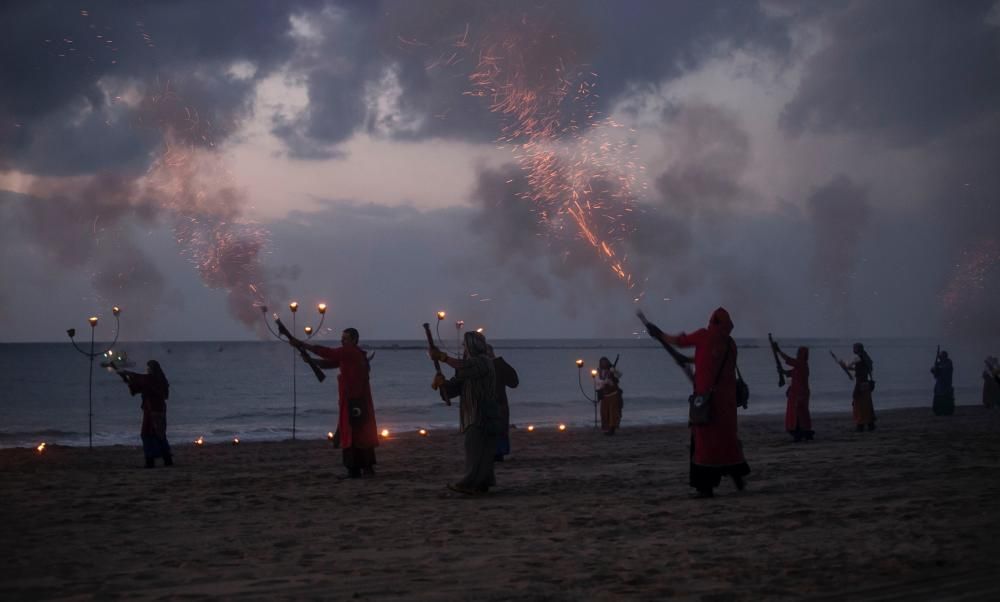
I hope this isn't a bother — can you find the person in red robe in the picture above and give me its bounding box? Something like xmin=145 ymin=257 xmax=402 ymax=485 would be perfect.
xmin=644 ymin=307 xmax=750 ymax=498
xmin=292 ymin=328 xmax=379 ymax=478
xmin=772 ymin=343 xmax=814 ymax=442
xmin=118 ymin=360 xmax=173 ymax=468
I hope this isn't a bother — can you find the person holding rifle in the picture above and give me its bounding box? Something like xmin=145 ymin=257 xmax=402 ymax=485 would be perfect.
xmin=771 ymin=339 xmax=814 ymax=442
xmin=638 ymin=307 xmax=750 ymax=498
xmin=430 ymin=331 xmax=500 ymax=495
xmin=115 ymin=360 xmax=173 ymax=468
xmin=595 ymin=356 xmax=623 ymax=435
xmin=837 ymin=343 xmax=877 ymax=432
xmin=931 ymin=348 xmax=955 ymax=416
xmin=286 ymin=327 xmax=379 ymax=479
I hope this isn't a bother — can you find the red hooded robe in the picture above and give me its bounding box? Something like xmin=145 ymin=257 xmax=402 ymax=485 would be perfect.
xmin=311 ymin=345 xmax=379 ymax=449
xmin=675 ymin=308 xmax=745 ymax=467
xmin=783 ymin=349 xmax=813 ymax=432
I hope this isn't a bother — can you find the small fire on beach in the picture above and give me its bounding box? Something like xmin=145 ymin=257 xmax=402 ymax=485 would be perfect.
xmin=194 ymin=436 xmax=204 ymax=446
xmin=36 ymin=442 xmax=46 ymax=453
xmin=381 ymin=429 xmax=390 ymax=438
xmin=418 ymin=429 xmax=428 ymax=436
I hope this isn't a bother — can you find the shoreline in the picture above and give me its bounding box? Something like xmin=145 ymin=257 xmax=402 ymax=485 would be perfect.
xmin=3 ymin=406 xmax=1000 ymax=600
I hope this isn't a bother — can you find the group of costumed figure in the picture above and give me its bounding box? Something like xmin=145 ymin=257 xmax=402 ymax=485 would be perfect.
xmin=107 ymin=307 xmax=1000 ymax=498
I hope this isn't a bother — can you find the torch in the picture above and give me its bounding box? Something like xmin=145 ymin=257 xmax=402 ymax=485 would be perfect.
xmin=262 ymin=302 xmax=327 ymax=441
xmin=67 ymin=306 xmax=121 ymax=449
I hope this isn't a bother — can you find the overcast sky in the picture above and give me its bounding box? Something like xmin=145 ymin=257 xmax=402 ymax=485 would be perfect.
xmin=1 ymin=0 xmax=998 ymax=342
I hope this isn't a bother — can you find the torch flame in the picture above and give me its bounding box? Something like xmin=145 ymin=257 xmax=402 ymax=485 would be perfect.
xmin=37 ymin=442 xmax=46 ymax=453
xmin=317 ymin=303 xmax=327 ymax=314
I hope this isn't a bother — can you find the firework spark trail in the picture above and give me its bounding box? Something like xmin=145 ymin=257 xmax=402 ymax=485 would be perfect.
xmin=137 ymin=83 xmax=281 ymax=327
xmin=463 ymin=23 xmax=644 ymax=289
xmin=941 ymin=239 xmax=1000 ymax=314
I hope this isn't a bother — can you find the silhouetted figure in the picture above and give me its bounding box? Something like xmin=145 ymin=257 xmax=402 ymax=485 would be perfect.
xmin=773 ymin=343 xmax=814 ymax=442
xmin=118 ymin=360 xmax=173 ymax=468
xmin=292 ymin=328 xmax=379 ymax=478
xmin=644 ymin=307 xmax=750 ymax=498
xmin=982 ymin=357 xmax=1000 ymax=409
xmin=839 ymin=343 xmax=876 ymax=432
xmin=432 ymin=331 xmax=501 ymax=495
xmin=488 ymin=345 xmax=519 ymax=462
xmin=595 ymin=356 xmax=623 ymax=435
xmin=931 ymin=350 xmax=955 ymax=416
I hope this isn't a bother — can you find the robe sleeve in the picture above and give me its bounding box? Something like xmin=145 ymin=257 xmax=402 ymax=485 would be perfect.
xmin=675 ymin=329 xmax=704 ymax=348
xmin=454 ymin=356 xmax=489 ymax=380
xmin=310 ymin=345 xmax=345 ymax=368
xmin=498 ymin=358 xmax=519 ymax=388
xmin=441 ymin=377 xmax=462 ymax=400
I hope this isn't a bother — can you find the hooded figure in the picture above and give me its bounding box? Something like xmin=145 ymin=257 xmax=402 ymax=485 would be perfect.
xmin=931 ymin=350 xmax=955 ymax=416
xmin=775 ymin=346 xmax=813 ymax=442
xmin=119 ymin=360 xmax=173 ymax=468
xmin=596 ymin=356 xmax=623 ymax=435
xmin=434 ymin=331 xmax=501 ymax=494
xmin=644 ymin=307 xmax=750 ymax=497
xmin=844 ymin=343 xmax=877 ymax=431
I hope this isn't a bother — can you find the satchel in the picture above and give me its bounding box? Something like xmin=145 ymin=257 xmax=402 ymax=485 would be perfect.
xmin=348 ymin=398 xmax=365 ymax=426
xmin=689 ymin=341 xmax=733 ymax=425
xmin=688 ymin=393 xmax=711 ymax=425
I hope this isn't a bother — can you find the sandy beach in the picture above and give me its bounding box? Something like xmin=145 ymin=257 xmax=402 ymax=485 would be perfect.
xmin=3 ymin=406 xmax=1000 ymax=600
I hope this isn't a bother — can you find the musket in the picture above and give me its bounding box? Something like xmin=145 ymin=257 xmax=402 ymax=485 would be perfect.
xmin=422 ymin=323 xmax=450 ymax=405
xmin=768 ymin=333 xmax=786 ymax=388
xmin=829 ymin=350 xmax=854 ymax=380
xmin=636 ymin=310 xmax=694 ymax=384
xmin=275 ymin=317 xmax=327 ymax=383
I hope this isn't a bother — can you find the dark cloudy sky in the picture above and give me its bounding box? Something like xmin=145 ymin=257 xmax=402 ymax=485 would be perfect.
xmin=1 ymin=0 xmax=998 ymax=342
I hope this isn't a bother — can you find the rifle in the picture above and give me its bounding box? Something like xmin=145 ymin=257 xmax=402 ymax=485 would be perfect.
xmin=636 ymin=310 xmax=694 ymax=384
xmin=768 ymin=333 xmax=786 ymax=388
xmin=829 ymin=350 xmax=854 ymax=380
xmin=422 ymin=323 xmax=450 ymax=405
xmin=274 ymin=317 xmax=327 ymax=383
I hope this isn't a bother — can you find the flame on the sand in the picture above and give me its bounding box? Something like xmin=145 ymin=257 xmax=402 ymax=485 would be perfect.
xmin=327 ymin=431 xmax=334 ymax=441
xmin=194 ymin=436 xmax=204 ymax=446
xmin=527 ymin=425 xmax=535 ymax=432
xmin=232 ymin=437 xmax=240 ymax=445
xmin=37 ymin=442 xmax=46 ymax=453
xmin=381 ymin=429 xmax=390 ymax=438
xmin=419 ymin=429 xmax=428 ymax=436
xmin=558 ymin=424 xmax=567 ymax=431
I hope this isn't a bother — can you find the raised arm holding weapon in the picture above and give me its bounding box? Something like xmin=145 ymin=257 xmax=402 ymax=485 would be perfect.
xmin=275 ymin=317 xmax=327 ymax=382
xmin=768 ymin=333 xmax=787 ymax=387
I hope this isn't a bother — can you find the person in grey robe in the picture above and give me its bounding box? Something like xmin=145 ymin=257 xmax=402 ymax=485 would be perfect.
xmin=431 ymin=331 xmax=500 ymax=494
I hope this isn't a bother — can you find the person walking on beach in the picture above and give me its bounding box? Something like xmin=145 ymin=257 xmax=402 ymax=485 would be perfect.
xmin=931 ymin=349 xmax=955 ymax=416
xmin=431 ymin=331 xmax=501 ymax=494
xmin=982 ymin=356 xmax=1000 ymax=409
xmin=488 ymin=345 xmax=519 ymax=462
xmin=772 ymin=342 xmax=814 ymax=442
xmin=640 ymin=307 xmax=750 ymax=498
xmin=116 ymin=360 xmax=173 ymax=468
xmin=289 ymin=328 xmax=379 ymax=478
xmin=595 ymin=356 xmax=624 ymax=435
xmin=839 ymin=343 xmax=877 ymax=432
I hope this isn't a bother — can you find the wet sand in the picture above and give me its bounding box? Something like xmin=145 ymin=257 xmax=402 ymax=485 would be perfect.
xmin=2 ymin=406 xmax=1000 ymax=600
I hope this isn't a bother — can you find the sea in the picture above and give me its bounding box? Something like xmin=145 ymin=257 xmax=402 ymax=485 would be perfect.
xmin=0 ymin=338 xmax=989 ymax=448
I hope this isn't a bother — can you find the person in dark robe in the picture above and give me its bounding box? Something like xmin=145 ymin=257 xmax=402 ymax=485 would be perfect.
xmin=595 ymin=356 xmax=623 ymax=435
xmin=487 ymin=344 xmax=519 ymax=462
xmin=931 ymin=350 xmax=955 ymax=416
xmin=772 ymin=343 xmax=814 ymax=442
xmin=431 ymin=331 xmax=500 ymax=494
xmin=118 ymin=360 xmax=173 ymax=468
xmin=839 ymin=343 xmax=876 ymax=432
xmin=644 ymin=307 xmax=750 ymax=498
xmin=982 ymin=357 xmax=1000 ymax=409
xmin=292 ymin=328 xmax=379 ymax=478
